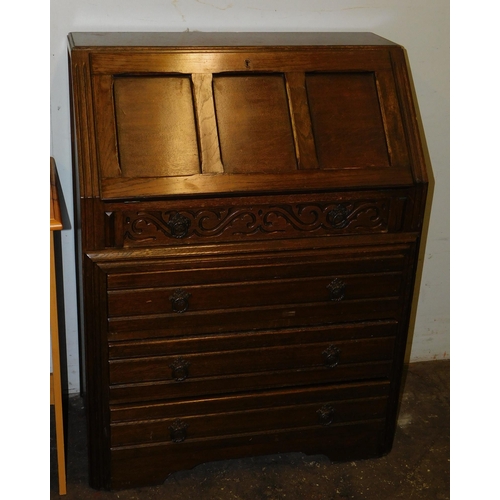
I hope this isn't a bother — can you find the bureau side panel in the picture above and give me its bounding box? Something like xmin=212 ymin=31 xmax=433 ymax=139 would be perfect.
xmin=382 ymin=237 xmax=424 ymax=452
xmin=70 ymin=47 xmax=114 ymax=489
xmin=81 ymin=256 xmax=112 ymax=489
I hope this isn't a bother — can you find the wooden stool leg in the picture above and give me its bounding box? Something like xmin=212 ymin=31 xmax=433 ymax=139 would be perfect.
xmin=51 ymin=232 xmax=66 ymax=495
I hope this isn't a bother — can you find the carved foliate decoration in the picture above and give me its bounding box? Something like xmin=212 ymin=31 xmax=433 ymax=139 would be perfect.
xmin=119 ymin=199 xmax=390 ymax=247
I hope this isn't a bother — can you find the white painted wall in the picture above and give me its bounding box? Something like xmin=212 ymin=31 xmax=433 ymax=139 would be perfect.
xmin=50 ymin=0 xmax=450 ymax=393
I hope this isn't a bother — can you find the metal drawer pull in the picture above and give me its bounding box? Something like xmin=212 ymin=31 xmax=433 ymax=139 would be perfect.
xmin=327 ymin=278 xmax=345 ymax=301
xmin=167 ymin=212 xmax=191 ymax=238
xmin=323 ymin=344 xmax=341 ymax=368
xmin=169 ymin=288 xmax=191 ymax=313
xmin=327 ymin=204 xmax=350 ymax=229
xmin=169 ymin=357 xmax=190 ymax=381
xmin=317 ymin=404 xmax=335 ymax=426
xmin=169 ymin=419 xmax=188 ymax=443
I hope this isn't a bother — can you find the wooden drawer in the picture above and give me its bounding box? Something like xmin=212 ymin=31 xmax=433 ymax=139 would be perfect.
xmin=108 ymin=320 xmax=398 ymax=359
xmin=109 ymin=337 xmax=395 ymax=386
xmin=110 ymin=418 xmax=387 ymax=489
xmin=108 ymin=272 xmax=402 ymax=317
xmin=109 ymin=360 xmax=393 ymax=404
xmin=108 ymin=298 xmax=401 ymax=340
xmin=110 ymin=381 xmax=390 ymax=447
xmin=103 ymin=191 xmax=410 ymax=249
xmin=106 ymin=246 xmax=408 ymax=340
xmin=106 ymin=246 xmax=407 ymax=290
xmin=108 ymin=322 xmax=396 ymax=404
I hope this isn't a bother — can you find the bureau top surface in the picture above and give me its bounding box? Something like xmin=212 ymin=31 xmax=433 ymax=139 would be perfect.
xmin=68 ymin=31 xmax=398 ymax=50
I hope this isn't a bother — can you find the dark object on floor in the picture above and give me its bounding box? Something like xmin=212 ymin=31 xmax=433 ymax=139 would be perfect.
xmin=51 ymin=359 xmax=449 ymax=499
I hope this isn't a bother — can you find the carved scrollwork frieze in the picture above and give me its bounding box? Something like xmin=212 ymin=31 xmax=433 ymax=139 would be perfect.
xmin=118 ymin=199 xmax=389 ymax=247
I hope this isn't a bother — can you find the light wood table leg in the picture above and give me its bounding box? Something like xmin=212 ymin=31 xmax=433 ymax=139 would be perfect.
xmin=50 ymin=232 xmax=66 ymax=495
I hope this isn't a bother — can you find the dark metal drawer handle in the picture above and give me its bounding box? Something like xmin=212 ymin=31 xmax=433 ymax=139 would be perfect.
xmin=169 ymin=288 xmax=191 ymax=313
xmin=327 ymin=278 xmax=345 ymax=301
xmin=323 ymin=344 xmax=341 ymax=368
xmin=317 ymin=404 xmax=335 ymax=426
xmin=167 ymin=212 xmax=191 ymax=238
xmin=169 ymin=419 xmax=188 ymax=443
xmin=169 ymin=357 xmax=190 ymax=381
xmin=327 ymin=204 xmax=350 ymax=229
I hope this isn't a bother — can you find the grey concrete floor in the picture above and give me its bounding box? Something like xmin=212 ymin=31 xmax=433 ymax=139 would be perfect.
xmin=50 ymin=360 xmax=449 ymax=499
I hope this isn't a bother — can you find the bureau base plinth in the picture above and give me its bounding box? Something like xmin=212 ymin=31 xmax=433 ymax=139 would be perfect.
xmin=109 ymin=420 xmax=387 ymax=490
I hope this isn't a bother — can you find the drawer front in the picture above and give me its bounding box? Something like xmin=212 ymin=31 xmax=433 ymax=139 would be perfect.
xmin=108 ymin=322 xmax=396 ymax=404
xmin=106 ymin=247 xmax=407 ymax=290
xmin=108 ymin=320 xmax=398 ymax=359
xmin=103 ymin=191 xmax=409 ymax=249
xmin=109 ymin=336 xmax=395 ymax=385
xmin=109 ymin=360 xmax=392 ymax=404
xmin=108 ymin=298 xmax=400 ymax=340
xmin=105 ymin=246 xmax=408 ymax=340
xmin=110 ymin=381 xmax=390 ymax=447
xmin=110 ymin=419 xmax=387 ymax=489
xmin=108 ymin=272 xmax=402 ymax=317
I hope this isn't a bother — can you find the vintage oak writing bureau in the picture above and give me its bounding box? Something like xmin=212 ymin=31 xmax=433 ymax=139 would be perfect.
xmin=68 ymin=32 xmax=428 ymax=490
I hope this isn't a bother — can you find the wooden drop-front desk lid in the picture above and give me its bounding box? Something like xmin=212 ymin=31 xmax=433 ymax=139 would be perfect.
xmin=68 ymin=32 xmax=427 ymax=200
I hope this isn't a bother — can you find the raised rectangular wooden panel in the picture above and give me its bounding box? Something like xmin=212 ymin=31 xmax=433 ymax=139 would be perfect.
xmin=213 ymin=74 xmax=297 ymax=173
xmin=306 ymin=72 xmax=390 ymax=169
xmin=113 ymin=76 xmax=200 ymax=177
